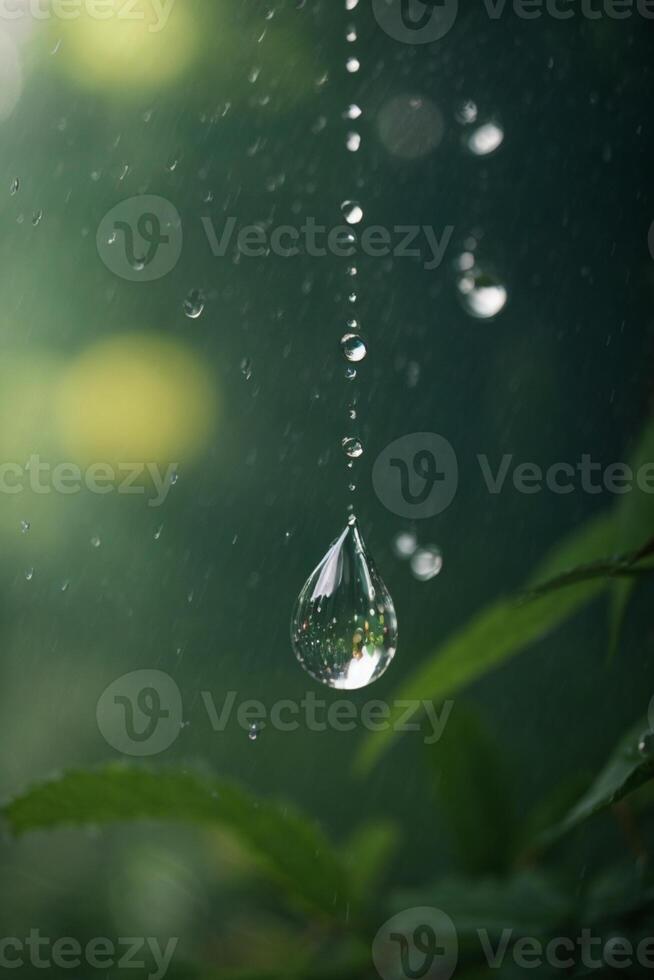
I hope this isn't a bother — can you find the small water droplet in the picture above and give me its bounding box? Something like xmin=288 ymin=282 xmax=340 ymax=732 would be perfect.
xmin=32 ymin=210 xmax=43 ymax=226
xmin=341 ymin=200 xmax=363 ymax=225
xmin=154 ymin=525 xmax=164 ymax=541
xmin=248 ymin=723 xmax=260 ymax=741
xmin=346 ymin=56 xmax=360 ymax=73
xmin=457 ymin=268 xmax=508 ymax=319
xmin=61 ymin=579 xmax=70 ymax=592
xmin=456 ymin=99 xmax=478 ymax=125
xmin=291 ymin=517 xmax=398 ymax=690
xmin=346 ymin=132 xmax=361 ymax=152
xmin=10 ymin=177 xmax=19 ymax=195
xmin=183 ymin=288 xmax=205 ymax=319
xmin=342 ymin=437 xmax=364 ymax=459
xmin=91 ymin=535 xmax=101 ymax=549
xmin=20 ymin=519 xmax=30 ymax=534
xmin=638 ymin=732 xmax=654 ymax=756
xmin=411 ymin=546 xmax=443 ymax=582
xmin=25 ymin=568 xmax=34 ymax=581
xmin=392 ymin=531 xmax=418 ymax=560
xmin=241 ymin=357 xmax=253 ymax=380
xmin=345 ymin=366 xmax=357 ymax=381
xmin=467 ymin=121 xmax=504 ymax=156
xmin=341 ymin=333 xmax=367 ymax=363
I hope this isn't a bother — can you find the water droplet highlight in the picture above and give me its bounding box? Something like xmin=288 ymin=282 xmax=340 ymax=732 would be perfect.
xmin=457 ymin=268 xmax=508 ymax=319
xmin=411 ymin=546 xmax=443 ymax=582
xmin=341 ymin=333 xmax=367 ymax=363
xmin=341 ymin=200 xmax=363 ymax=225
xmin=183 ymin=288 xmax=205 ymax=319
xmin=342 ymin=437 xmax=363 ymax=459
xmin=291 ymin=517 xmax=398 ymax=690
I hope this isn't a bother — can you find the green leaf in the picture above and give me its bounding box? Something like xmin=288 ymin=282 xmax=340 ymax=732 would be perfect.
xmin=537 ymin=721 xmax=654 ymax=847
xmin=608 ymin=417 xmax=654 ymax=659
xmin=390 ymin=872 xmax=572 ymax=938
xmin=356 ymin=512 xmax=615 ymax=773
xmin=340 ymin=819 xmax=398 ymax=904
xmin=428 ymin=706 xmax=516 ymax=875
xmin=1 ymin=765 xmax=352 ymax=921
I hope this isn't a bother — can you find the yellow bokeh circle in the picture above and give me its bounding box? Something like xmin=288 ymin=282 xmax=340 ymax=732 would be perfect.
xmin=55 ymin=333 xmax=216 ymax=467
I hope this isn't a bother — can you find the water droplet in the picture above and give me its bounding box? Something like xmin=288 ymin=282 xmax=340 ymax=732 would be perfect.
xmin=341 ymin=333 xmax=367 ymax=363
xmin=32 ymin=210 xmax=43 ymax=226
xmin=342 ymin=437 xmax=364 ymax=459
xmin=346 ymin=132 xmax=361 ymax=152
xmin=638 ymin=732 xmax=654 ymax=756
xmin=467 ymin=121 xmax=504 ymax=156
xmin=456 ymin=99 xmax=478 ymax=125
xmin=90 ymin=535 xmax=101 ymax=549
xmin=341 ymin=200 xmax=363 ymax=225
xmin=241 ymin=357 xmax=253 ymax=380
xmin=344 ymin=104 xmax=362 ymax=120
xmin=411 ymin=546 xmax=443 ymax=582
xmin=457 ymin=268 xmax=508 ymax=319
xmin=10 ymin=177 xmax=19 ymax=195
xmin=345 ymin=366 xmax=357 ymax=381
xmin=248 ymin=723 xmax=260 ymax=741
xmin=24 ymin=567 xmax=35 ymax=582
xmin=154 ymin=525 xmax=164 ymax=541
xmin=20 ymin=519 xmax=30 ymax=534
xmin=61 ymin=580 xmax=70 ymax=593
xmin=291 ymin=517 xmax=398 ymax=690
xmin=346 ymin=57 xmax=360 ymax=73
xmin=392 ymin=531 xmax=418 ymax=560
xmin=183 ymin=288 xmax=205 ymax=319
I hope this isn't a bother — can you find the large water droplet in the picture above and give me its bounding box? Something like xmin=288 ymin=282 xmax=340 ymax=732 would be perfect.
xmin=341 ymin=333 xmax=367 ymax=363
xmin=291 ymin=517 xmax=398 ymax=690
xmin=467 ymin=121 xmax=504 ymax=156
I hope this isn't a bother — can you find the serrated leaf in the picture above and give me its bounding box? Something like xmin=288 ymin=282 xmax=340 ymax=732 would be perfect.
xmin=1 ymin=765 xmax=352 ymax=921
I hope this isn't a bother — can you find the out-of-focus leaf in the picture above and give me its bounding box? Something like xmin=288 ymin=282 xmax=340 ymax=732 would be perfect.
xmin=608 ymin=417 xmax=654 ymax=659
xmin=1 ymin=765 xmax=352 ymax=921
xmin=341 ymin=819 xmax=398 ymax=903
xmin=517 ymin=773 xmax=592 ymax=858
xmin=582 ymin=862 xmax=654 ymax=923
xmin=537 ymin=722 xmax=654 ymax=847
xmin=428 ymin=706 xmax=516 ymax=875
xmin=390 ymin=872 xmax=572 ymax=938
xmin=521 ymin=541 xmax=654 ymax=601
xmin=356 ymin=512 xmax=615 ymax=773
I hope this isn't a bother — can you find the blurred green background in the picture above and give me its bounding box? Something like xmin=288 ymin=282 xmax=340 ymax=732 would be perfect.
xmin=0 ymin=1 xmax=653 ymax=977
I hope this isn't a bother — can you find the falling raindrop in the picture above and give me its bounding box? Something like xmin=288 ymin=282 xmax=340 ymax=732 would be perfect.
xmin=248 ymin=724 xmax=260 ymax=741
xmin=457 ymin=268 xmax=508 ymax=319
xmin=342 ymin=437 xmax=363 ymax=459
xmin=25 ymin=568 xmax=34 ymax=582
xmin=346 ymin=132 xmax=361 ymax=152
xmin=411 ymin=546 xmax=444 ymax=582
xmin=341 ymin=200 xmax=363 ymax=225
xmin=345 ymin=366 xmax=357 ymax=381
xmin=341 ymin=333 xmax=367 ymax=363
xmin=291 ymin=516 xmax=398 ymax=690
xmin=20 ymin=519 xmax=30 ymax=534
xmin=32 ymin=210 xmax=43 ymax=227
xmin=241 ymin=357 xmax=253 ymax=380
xmin=10 ymin=177 xmax=19 ymax=195
xmin=346 ymin=56 xmax=360 ymax=73
xmin=467 ymin=121 xmax=504 ymax=156
xmin=183 ymin=288 xmax=205 ymax=319
xmin=90 ymin=535 xmax=102 ymax=549
xmin=392 ymin=531 xmax=418 ymax=560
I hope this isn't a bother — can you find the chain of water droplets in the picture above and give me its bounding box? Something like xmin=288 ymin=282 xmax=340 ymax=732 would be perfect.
xmin=340 ymin=0 xmax=367 ymax=506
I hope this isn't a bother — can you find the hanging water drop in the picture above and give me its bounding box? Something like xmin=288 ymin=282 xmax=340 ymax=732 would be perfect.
xmin=341 ymin=333 xmax=367 ymax=363
xmin=342 ymin=437 xmax=363 ymax=459
xmin=183 ymin=288 xmax=205 ymax=319
xmin=341 ymin=200 xmax=363 ymax=225
xmin=291 ymin=517 xmax=398 ymax=690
